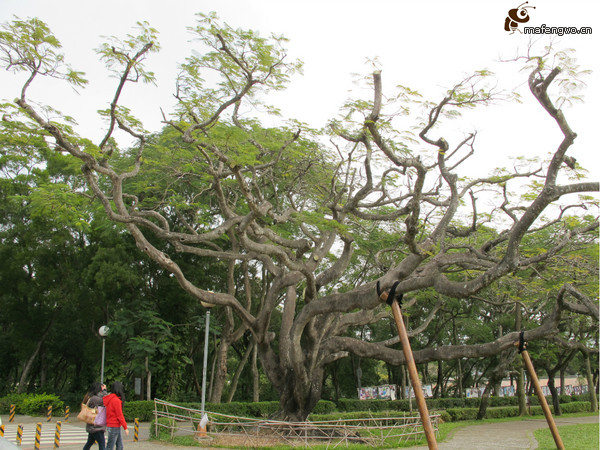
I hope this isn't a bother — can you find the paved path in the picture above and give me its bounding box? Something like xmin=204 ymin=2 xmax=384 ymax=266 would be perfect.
xmin=413 ymin=415 xmax=599 ymax=449
xmin=0 ymin=415 xmax=211 ymax=449
xmin=0 ymin=415 xmax=156 ymax=449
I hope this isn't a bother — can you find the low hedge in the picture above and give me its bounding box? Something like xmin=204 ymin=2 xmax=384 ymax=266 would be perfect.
xmin=336 ymin=394 xmax=594 ymax=413
xmin=443 ymin=401 xmax=593 ymax=422
xmin=0 ymin=393 xmax=64 ymax=416
xmin=124 ymin=400 xmax=155 ymax=422
xmin=2 ymin=392 xmax=593 ymax=423
xmin=309 ymin=410 xmax=438 ymax=424
xmin=125 ymin=399 xmax=336 ymax=422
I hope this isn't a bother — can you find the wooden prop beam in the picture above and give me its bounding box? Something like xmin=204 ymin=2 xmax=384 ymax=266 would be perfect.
xmin=517 ymin=332 xmax=565 ymax=450
xmin=379 ymin=282 xmax=438 ymax=450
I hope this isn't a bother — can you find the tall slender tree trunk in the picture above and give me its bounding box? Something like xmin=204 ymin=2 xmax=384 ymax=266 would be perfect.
xmin=251 ymin=340 xmax=260 ymax=402
xmin=476 ymin=378 xmax=494 ymax=420
xmin=582 ymin=350 xmax=598 ymax=412
xmin=191 ymin=353 xmax=203 ymax=396
xmin=453 ymin=318 xmax=463 ymax=397
xmin=146 ymin=356 xmax=152 ymax=401
xmin=515 ymin=302 xmax=528 ymax=415
xmin=210 ymin=257 xmax=237 ymax=403
xmin=332 ymin=362 xmax=340 ymax=403
xmin=434 ymin=360 xmax=443 ymax=398
xmin=401 ymin=364 xmax=407 ymax=400
xmin=17 ymin=322 xmax=53 ymax=393
xmin=210 ymin=328 xmax=231 ymax=402
xmin=546 ymin=370 xmax=561 ymax=415
xmin=226 ymin=341 xmax=254 ymax=403
xmin=477 ymin=351 xmax=516 ymax=420
xmin=516 ymin=365 xmax=528 ymax=416
xmin=209 ymin=330 xmax=217 ymax=401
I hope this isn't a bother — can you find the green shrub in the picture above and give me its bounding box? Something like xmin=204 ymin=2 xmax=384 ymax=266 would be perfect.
xmin=313 ymin=400 xmax=336 ymax=414
xmin=558 ymin=394 xmax=572 ymax=404
xmin=0 ymin=393 xmax=29 ymax=414
xmin=440 ymin=401 xmax=594 ymax=422
xmin=123 ymin=400 xmax=154 ymax=421
xmin=310 ymin=410 xmax=431 ymax=425
xmin=445 ymin=408 xmax=478 ymax=421
xmin=488 ymin=396 xmax=515 ymax=407
xmin=247 ymin=401 xmax=279 ymax=417
xmin=560 ymin=401 xmax=594 ymax=414
xmin=20 ymin=393 xmax=64 ymax=416
xmin=335 ymin=393 xmax=590 ymax=414
xmin=435 ymin=410 xmax=451 ymax=423
xmin=484 ymin=406 xmax=520 ymax=419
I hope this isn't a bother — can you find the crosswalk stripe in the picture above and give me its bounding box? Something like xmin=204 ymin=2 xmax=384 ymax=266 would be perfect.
xmin=2 ymin=423 xmax=89 ymax=447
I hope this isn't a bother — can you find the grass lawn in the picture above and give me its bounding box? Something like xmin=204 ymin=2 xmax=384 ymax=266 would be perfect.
xmin=534 ymin=423 xmax=599 ymax=450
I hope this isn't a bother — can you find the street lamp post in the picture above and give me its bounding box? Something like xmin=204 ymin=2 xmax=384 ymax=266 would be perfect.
xmin=99 ymin=325 xmax=109 ymax=385
xmin=200 ymin=303 xmax=213 ymax=415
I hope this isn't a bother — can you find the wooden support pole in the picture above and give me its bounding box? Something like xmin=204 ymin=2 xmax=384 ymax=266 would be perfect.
xmin=380 ymin=286 xmax=438 ymax=450
xmin=520 ymin=349 xmax=565 ymax=450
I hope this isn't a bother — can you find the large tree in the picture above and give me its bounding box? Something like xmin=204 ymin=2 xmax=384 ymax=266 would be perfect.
xmin=1 ymin=15 xmax=597 ymax=420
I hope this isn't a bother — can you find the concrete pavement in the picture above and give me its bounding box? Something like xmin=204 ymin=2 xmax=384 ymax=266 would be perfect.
xmin=0 ymin=415 xmax=156 ymax=449
xmin=413 ymin=414 xmax=599 ymax=449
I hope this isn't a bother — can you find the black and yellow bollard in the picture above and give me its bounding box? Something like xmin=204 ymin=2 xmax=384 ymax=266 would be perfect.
xmin=47 ymin=405 xmax=53 ymax=422
xmin=0 ymin=424 xmax=4 ymax=437
xmin=64 ymin=405 xmax=70 ymax=422
xmin=9 ymin=404 xmax=15 ymax=422
xmin=35 ymin=422 xmax=42 ymax=450
xmin=54 ymin=421 xmax=62 ymax=448
xmin=16 ymin=424 xmax=23 ymax=446
xmin=134 ymin=418 xmax=139 ymax=442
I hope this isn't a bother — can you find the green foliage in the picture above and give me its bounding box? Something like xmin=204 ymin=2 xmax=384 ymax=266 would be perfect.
xmin=0 ymin=393 xmax=29 ymax=414
xmin=445 ymin=401 xmax=593 ymax=422
xmin=123 ymin=400 xmax=155 ymax=421
xmin=445 ymin=407 xmax=479 ymax=421
xmin=335 ymin=395 xmax=589 ymax=414
xmin=309 ymin=410 xmax=428 ymax=425
xmin=0 ymin=17 xmax=87 ymax=87
xmin=96 ymin=21 xmax=160 ymax=84
xmin=312 ymin=400 xmax=337 ymax=414
xmin=149 ymin=417 xmax=179 ymax=439
xmin=148 ymin=400 xmax=335 ymax=420
xmin=7 ymin=393 xmax=65 ymax=416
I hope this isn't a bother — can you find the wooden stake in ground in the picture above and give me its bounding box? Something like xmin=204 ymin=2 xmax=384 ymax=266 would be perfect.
xmin=516 ymin=331 xmax=565 ymax=450
xmin=378 ymin=281 xmax=438 ymax=450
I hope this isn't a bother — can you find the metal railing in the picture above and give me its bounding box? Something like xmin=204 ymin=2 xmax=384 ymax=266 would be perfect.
xmin=153 ymin=398 xmax=440 ymax=447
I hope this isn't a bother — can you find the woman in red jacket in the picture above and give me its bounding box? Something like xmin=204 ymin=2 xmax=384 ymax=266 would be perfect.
xmin=103 ymin=382 xmax=129 ymax=450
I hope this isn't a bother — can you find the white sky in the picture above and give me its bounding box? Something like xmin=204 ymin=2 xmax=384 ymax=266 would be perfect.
xmin=1 ymin=0 xmax=599 ymax=186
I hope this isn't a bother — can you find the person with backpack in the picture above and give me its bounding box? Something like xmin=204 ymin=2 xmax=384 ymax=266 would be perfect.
xmin=103 ymin=382 xmax=129 ymax=450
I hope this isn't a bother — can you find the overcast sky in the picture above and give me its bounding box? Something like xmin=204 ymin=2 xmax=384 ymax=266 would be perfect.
xmin=1 ymin=0 xmax=599 ymax=185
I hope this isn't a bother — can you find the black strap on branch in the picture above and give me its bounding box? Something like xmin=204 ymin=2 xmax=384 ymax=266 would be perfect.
xmin=377 ymin=281 xmax=404 ymax=307
xmin=518 ymin=330 xmax=527 ymax=353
